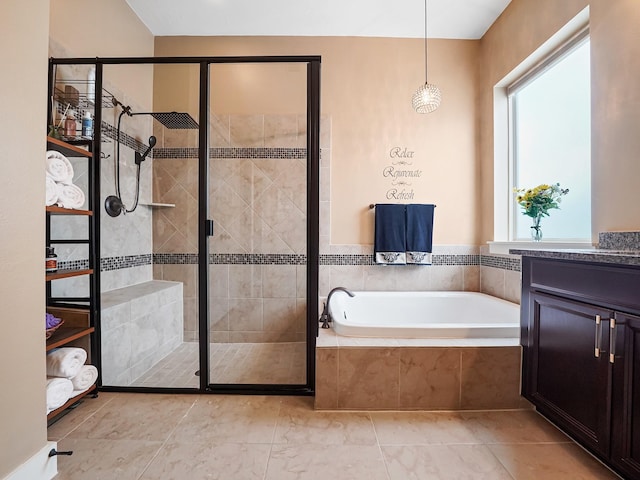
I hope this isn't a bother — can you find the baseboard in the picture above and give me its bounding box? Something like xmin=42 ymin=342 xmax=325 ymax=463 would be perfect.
xmin=3 ymin=442 xmax=57 ymax=480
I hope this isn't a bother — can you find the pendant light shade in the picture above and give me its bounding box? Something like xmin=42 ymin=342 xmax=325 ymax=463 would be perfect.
xmin=413 ymin=0 xmax=441 ymax=113
xmin=412 ymin=82 xmax=442 ymax=114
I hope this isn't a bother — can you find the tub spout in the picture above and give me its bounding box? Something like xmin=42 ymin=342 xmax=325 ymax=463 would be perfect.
xmin=319 ymin=302 xmax=330 ymax=329
xmin=319 ymin=287 xmax=355 ymax=329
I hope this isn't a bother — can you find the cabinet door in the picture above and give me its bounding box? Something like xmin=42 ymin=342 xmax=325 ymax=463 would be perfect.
xmin=529 ymin=293 xmax=612 ymax=457
xmin=611 ymin=312 xmax=640 ymax=478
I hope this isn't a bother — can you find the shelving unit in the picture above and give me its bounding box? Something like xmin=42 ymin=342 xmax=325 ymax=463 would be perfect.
xmin=45 ymin=135 xmax=99 ymax=424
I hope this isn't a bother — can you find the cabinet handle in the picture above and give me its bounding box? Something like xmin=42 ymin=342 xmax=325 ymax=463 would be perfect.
xmin=595 ymin=315 xmax=602 ymax=358
xmin=609 ymin=318 xmax=616 ymax=364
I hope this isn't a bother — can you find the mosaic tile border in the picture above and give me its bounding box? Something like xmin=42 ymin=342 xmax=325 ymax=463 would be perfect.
xmin=101 ymin=121 xmax=150 ymax=155
xmin=153 ymin=253 xmax=306 ymax=265
xmin=153 ymin=147 xmax=308 ymax=159
xmin=101 ymin=254 xmax=152 ymax=272
xmin=480 ymin=254 xmax=521 ymax=272
xmin=318 ymin=254 xmax=480 ymax=266
xmin=58 ymin=259 xmax=90 ymax=271
xmin=95 ymin=253 xmax=483 ymax=270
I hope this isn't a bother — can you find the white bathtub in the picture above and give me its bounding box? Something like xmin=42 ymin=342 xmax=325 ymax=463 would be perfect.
xmin=328 ymin=291 xmax=520 ymax=339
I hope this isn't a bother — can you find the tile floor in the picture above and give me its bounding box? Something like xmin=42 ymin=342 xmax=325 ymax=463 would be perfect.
xmin=49 ymin=392 xmax=621 ymax=479
xmin=128 ymin=342 xmax=306 ymax=388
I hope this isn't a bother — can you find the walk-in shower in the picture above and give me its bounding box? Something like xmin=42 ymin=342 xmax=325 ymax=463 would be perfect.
xmin=48 ymin=56 xmax=320 ymax=397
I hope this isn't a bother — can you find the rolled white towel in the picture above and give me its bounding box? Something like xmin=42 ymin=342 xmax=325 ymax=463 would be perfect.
xmin=56 ymin=183 xmax=86 ymax=209
xmin=46 ymin=176 xmax=60 ymax=207
xmin=46 ymin=377 xmax=74 ymax=413
xmin=46 ymin=150 xmax=74 ymax=184
xmin=70 ymin=364 xmax=98 ymax=392
xmin=46 ymin=347 xmax=87 ymax=378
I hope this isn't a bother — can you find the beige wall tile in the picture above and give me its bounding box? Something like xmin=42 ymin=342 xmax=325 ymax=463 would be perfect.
xmin=264 ymin=114 xmax=298 ymax=148
xmin=430 ymin=265 xmax=464 ymax=291
xmin=162 ymin=264 xmax=197 ymax=298
xmin=209 ymin=297 xmax=229 ymax=331
xmin=337 ymin=348 xmax=399 ymax=409
xmin=315 ymin=348 xmax=339 ymax=409
xmin=209 ymin=264 xmax=229 ymax=298
xmin=463 ymin=265 xmax=480 ymax=291
xmin=504 ymin=269 xmax=522 ymax=304
xmin=394 ymin=265 xmax=431 ymax=291
xmin=263 ymin=298 xmax=297 ymax=332
xmin=209 ymin=113 xmax=230 ymax=147
xmin=263 ymin=265 xmax=297 ymax=298
xmin=399 ymin=348 xmax=461 ymax=409
xmin=460 ymin=347 xmax=526 ymax=409
xmin=229 ymin=114 xmax=264 ymax=147
xmin=229 ymin=264 xmax=263 ymax=298
xmin=229 ymin=298 xmax=263 ymax=331
xmin=480 ymin=265 xmax=505 ymax=299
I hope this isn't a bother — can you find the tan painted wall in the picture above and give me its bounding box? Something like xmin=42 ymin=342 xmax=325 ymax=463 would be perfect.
xmin=154 ymin=36 xmax=480 ymax=246
xmin=0 ymin=1 xmax=50 ymax=476
xmin=589 ymin=0 xmax=640 ymax=237
xmin=0 ymin=1 xmax=153 ymax=476
xmin=479 ymin=0 xmax=640 ymax=242
xmin=49 ymin=0 xmax=155 ymax=112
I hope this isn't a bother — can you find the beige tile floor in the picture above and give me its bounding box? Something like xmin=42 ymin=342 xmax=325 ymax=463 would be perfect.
xmin=129 ymin=342 xmax=306 ymax=388
xmin=49 ymin=393 xmax=621 ymax=480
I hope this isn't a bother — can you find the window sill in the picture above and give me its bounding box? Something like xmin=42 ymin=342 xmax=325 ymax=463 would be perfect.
xmin=488 ymin=241 xmax=594 ymax=255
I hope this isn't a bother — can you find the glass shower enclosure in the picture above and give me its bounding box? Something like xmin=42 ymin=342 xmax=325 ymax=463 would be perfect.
xmin=48 ymin=56 xmax=320 ymax=395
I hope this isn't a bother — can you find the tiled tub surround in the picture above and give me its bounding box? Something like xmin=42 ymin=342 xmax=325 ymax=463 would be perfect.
xmin=316 ymin=329 xmax=527 ymax=411
xmin=100 ymin=280 xmax=184 ymax=386
xmin=319 ymin=246 xmax=523 ymax=308
xmin=477 ymin=246 xmax=522 ymax=304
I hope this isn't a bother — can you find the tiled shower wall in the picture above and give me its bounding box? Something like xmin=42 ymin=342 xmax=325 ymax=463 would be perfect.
xmin=99 ymin=100 xmax=155 ymax=292
xmin=152 ymin=114 xmax=313 ymax=342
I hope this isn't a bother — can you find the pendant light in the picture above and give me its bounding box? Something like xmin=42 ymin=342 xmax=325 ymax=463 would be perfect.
xmin=412 ymin=0 xmax=441 ymax=113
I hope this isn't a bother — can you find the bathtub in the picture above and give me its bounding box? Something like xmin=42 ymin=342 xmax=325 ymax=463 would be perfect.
xmin=328 ymin=291 xmax=519 ymax=339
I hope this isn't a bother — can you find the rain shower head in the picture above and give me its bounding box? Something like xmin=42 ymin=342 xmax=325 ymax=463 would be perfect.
xmin=130 ymin=111 xmax=198 ymax=129
xmin=150 ymin=112 xmax=199 ymax=129
xmin=111 ymin=96 xmax=198 ymax=129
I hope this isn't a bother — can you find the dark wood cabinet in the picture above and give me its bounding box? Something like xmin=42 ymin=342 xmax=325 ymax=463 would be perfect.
xmin=521 ymin=256 xmax=640 ymax=479
xmin=611 ymin=312 xmax=640 ymax=478
xmin=529 ymin=292 xmax=612 ymax=457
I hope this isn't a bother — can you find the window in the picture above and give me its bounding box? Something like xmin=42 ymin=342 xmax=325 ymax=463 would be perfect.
xmin=508 ymin=30 xmax=591 ymax=241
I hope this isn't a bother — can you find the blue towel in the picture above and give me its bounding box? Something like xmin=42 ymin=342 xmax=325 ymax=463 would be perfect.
xmin=406 ymin=204 xmax=435 ymax=264
xmin=374 ymin=204 xmax=407 ymax=264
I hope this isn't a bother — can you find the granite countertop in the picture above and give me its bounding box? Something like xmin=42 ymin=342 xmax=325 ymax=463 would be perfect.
xmin=509 ymin=247 xmax=640 ymax=266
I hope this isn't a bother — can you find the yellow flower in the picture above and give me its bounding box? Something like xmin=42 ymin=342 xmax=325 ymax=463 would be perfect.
xmin=513 ymin=182 xmax=569 ymax=219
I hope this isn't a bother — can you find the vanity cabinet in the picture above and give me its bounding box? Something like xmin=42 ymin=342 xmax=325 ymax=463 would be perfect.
xmin=611 ymin=312 xmax=640 ymax=477
xmin=521 ymin=256 xmax=640 ymax=479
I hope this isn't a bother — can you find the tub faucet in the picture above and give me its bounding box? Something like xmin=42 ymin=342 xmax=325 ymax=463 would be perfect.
xmin=319 ymin=287 xmax=355 ymax=329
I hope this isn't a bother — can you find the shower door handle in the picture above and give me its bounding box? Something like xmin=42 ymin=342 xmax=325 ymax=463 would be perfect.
xmin=205 ymin=219 xmax=215 ymax=237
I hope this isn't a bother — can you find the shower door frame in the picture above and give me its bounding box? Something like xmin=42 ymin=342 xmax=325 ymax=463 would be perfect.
xmin=50 ymin=55 xmax=321 ymax=396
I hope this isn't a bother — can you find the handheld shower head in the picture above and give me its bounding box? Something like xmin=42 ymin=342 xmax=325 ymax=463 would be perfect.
xmin=135 ymin=136 xmax=157 ymax=165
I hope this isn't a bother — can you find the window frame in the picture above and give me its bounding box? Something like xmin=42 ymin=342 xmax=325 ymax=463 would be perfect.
xmin=490 ymin=16 xmax=592 ymax=252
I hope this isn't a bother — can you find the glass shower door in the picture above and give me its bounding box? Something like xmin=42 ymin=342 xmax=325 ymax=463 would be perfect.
xmin=207 ymin=62 xmax=309 ymax=386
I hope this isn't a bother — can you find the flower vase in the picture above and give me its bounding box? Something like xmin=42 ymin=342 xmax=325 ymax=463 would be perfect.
xmin=531 ymin=214 xmax=543 ymax=242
